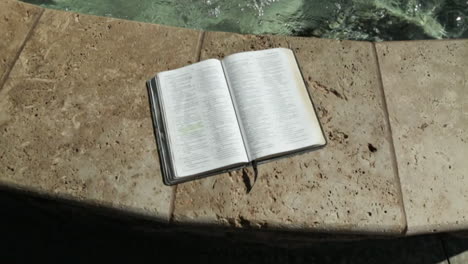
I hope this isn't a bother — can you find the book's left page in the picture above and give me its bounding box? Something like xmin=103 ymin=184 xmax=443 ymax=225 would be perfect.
xmin=156 ymin=59 xmax=249 ymax=180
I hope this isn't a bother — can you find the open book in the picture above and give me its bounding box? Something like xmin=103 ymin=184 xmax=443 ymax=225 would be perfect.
xmin=147 ymin=48 xmax=326 ymax=185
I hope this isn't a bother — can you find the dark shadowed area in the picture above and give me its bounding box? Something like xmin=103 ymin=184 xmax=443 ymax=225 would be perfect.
xmin=1 ymin=188 xmax=468 ymax=263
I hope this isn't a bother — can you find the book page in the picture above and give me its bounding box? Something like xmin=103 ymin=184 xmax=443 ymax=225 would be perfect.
xmin=157 ymin=59 xmax=248 ymax=178
xmin=222 ymin=48 xmax=326 ymax=160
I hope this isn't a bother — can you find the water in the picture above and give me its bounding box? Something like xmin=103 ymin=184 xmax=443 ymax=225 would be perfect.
xmin=23 ymin=0 xmax=468 ymax=41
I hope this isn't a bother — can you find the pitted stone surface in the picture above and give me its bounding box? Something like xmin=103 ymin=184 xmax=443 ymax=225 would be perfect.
xmin=5 ymin=1 xmax=467 ymax=236
xmin=0 ymin=0 xmax=43 ymax=86
xmin=173 ymin=32 xmax=406 ymax=234
xmin=0 ymin=8 xmax=202 ymax=221
xmin=376 ymin=40 xmax=468 ymax=234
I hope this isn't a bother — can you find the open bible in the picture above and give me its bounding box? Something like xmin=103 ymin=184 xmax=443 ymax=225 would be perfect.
xmin=147 ymin=48 xmax=326 ymax=185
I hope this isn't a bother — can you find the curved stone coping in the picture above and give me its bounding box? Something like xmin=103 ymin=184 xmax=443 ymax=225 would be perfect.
xmin=0 ymin=0 xmax=467 ymax=236
xmin=375 ymin=40 xmax=468 ymax=234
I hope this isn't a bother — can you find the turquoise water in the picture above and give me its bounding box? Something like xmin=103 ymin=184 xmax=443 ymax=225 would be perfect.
xmin=24 ymin=0 xmax=468 ymax=41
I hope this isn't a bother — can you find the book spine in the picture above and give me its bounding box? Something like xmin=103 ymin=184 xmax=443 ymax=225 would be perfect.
xmin=146 ymin=77 xmax=177 ymax=185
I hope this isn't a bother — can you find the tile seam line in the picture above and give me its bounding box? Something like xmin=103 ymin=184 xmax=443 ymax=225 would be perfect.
xmin=0 ymin=8 xmax=45 ymax=92
xmin=169 ymin=30 xmax=205 ymax=222
xmin=168 ymin=185 xmax=177 ymax=223
xmin=371 ymin=42 xmax=408 ymax=235
xmin=196 ymin=31 xmax=206 ymax=62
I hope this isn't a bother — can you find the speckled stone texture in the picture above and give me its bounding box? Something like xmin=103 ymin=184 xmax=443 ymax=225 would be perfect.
xmin=173 ymin=32 xmax=406 ymax=234
xmin=0 ymin=0 xmax=43 ymax=86
xmin=376 ymin=40 xmax=468 ymax=234
xmin=0 ymin=9 xmax=202 ymax=221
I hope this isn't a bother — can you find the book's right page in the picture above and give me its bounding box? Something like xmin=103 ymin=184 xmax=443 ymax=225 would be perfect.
xmin=222 ymin=48 xmax=326 ymax=161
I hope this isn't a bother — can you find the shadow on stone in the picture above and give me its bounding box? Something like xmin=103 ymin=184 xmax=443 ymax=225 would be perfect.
xmin=0 ymin=186 xmax=464 ymax=263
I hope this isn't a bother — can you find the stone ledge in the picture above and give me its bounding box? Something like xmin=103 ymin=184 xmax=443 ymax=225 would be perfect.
xmin=0 ymin=0 xmax=43 ymax=88
xmin=173 ymin=31 xmax=406 ymax=235
xmin=376 ymin=40 xmax=468 ymax=234
xmin=0 ymin=5 xmax=202 ymax=221
xmin=1 ymin=0 xmax=467 ymax=237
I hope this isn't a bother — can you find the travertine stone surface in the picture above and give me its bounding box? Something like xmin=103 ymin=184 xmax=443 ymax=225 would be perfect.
xmin=0 ymin=0 xmax=43 ymax=86
xmin=173 ymin=32 xmax=406 ymax=234
xmin=376 ymin=40 xmax=468 ymax=234
xmin=0 ymin=9 xmax=202 ymax=221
